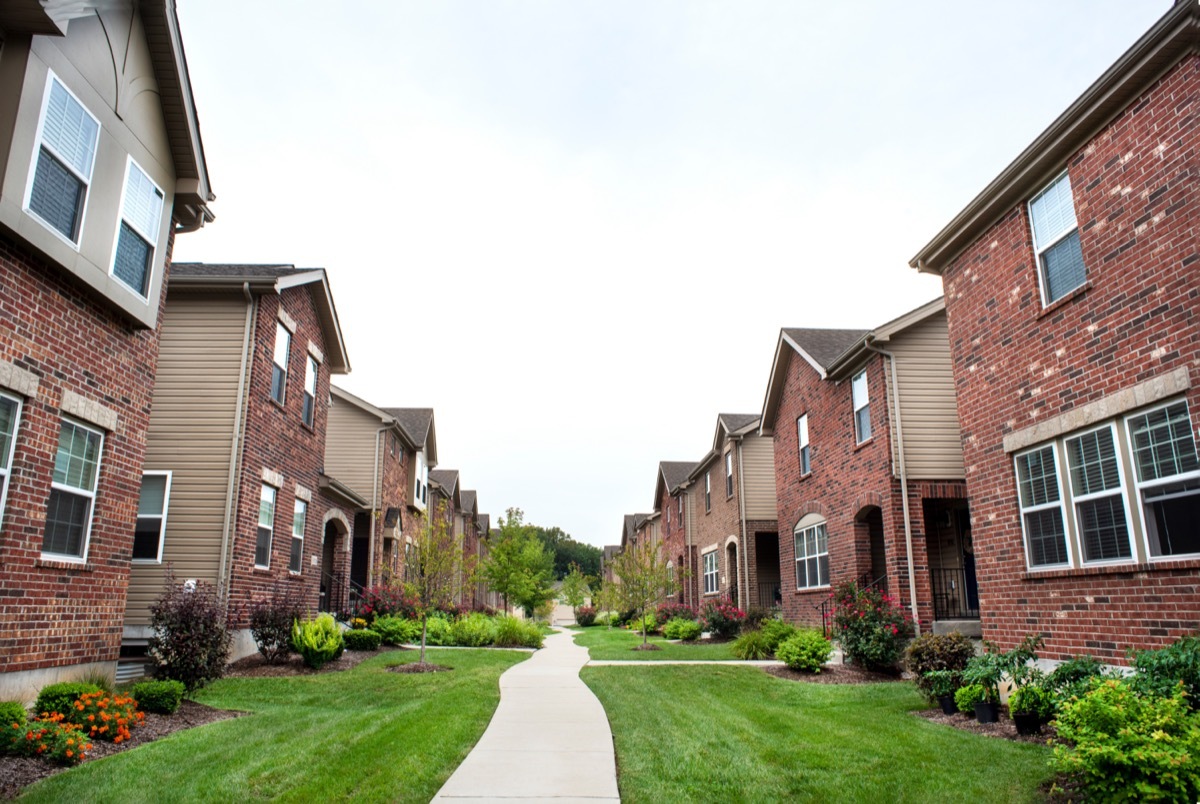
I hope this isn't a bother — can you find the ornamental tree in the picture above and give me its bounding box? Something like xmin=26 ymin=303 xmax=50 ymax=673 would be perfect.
xmin=612 ymin=540 xmax=677 ymax=646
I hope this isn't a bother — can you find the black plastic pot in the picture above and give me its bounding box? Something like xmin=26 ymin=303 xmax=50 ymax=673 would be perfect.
xmin=974 ymin=701 xmax=1000 ymax=724
xmin=1012 ymin=712 xmax=1042 ymax=735
xmin=937 ymin=694 xmax=957 ymax=715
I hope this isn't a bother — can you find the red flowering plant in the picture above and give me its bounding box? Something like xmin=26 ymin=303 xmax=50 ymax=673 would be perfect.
xmin=655 ymin=602 xmax=697 ymax=623
xmin=61 ymin=691 xmax=145 ymax=744
xmin=356 ymin=584 xmax=420 ymax=623
xmin=6 ymin=712 xmax=91 ymax=765
xmin=830 ymin=581 xmax=914 ymax=671
xmin=701 ymin=600 xmax=746 ymax=639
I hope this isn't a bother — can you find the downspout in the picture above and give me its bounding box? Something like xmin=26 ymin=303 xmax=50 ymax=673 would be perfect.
xmin=866 ymin=341 xmax=921 ymax=636
xmin=218 ymin=282 xmax=255 ymax=602
xmin=683 ymin=488 xmax=693 ymax=609
xmin=369 ymin=426 xmax=389 ymax=588
xmin=735 ymin=439 xmax=749 ymax=611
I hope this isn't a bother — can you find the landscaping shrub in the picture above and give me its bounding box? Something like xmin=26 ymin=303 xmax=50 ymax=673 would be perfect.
xmin=357 ymin=584 xmax=419 ymax=622
xmin=35 ymin=682 xmax=101 ymax=719
xmin=759 ymin=619 xmax=798 ymax=653
xmin=776 ymin=630 xmax=833 ymax=673
xmin=906 ymin=632 xmax=976 ymax=701
xmin=451 ymin=613 xmax=498 ymax=647
xmin=65 ymin=691 xmax=143 ymax=743
xmin=743 ymin=606 xmax=777 ymax=630
xmin=1052 ymin=679 xmax=1200 ymax=802
xmin=575 ymin=606 xmax=597 ymax=627
xmin=422 ymin=615 xmax=454 ymax=646
xmin=732 ymin=629 xmax=773 ymax=660
xmin=350 ymin=617 xmax=369 ymax=630
xmin=831 ymin=581 xmax=913 ymax=671
xmin=702 ymin=601 xmax=746 ymax=639
xmin=955 ymin=683 xmax=985 ymax=714
xmin=1130 ymin=635 xmax=1200 ymax=705
xmin=4 ymin=714 xmax=89 ymax=765
xmin=76 ymin=670 xmax=115 ymax=693
xmin=148 ymin=574 xmax=231 ymax=692
xmin=1008 ymin=683 xmax=1055 ymax=720
xmin=662 ymin=618 xmax=702 ymax=641
xmin=372 ymin=614 xmax=422 ymax=646
xmin=615 ymin=608 xmax=639 ymax=627
xmin=248 ymin=582 xmax=306 ymax=664
xmin=1046 ymin=654 xmax=1111 ymax=709
xmin=631 ymin=612 xmax=658 ymax=636
xmin=343 ymin=629 xmax=383 ymax=652
xmin=494 ymin=615 xmax=543 ymax=648
xmin=292 ymin=614 xmax=345 ymax=669
xmin=655 ymin=602 xmax=697 ymax=623
xmin=0 ymin=701 xmax=27 ymax=730
xmin=131 ymin=680 xmax=185 ymax=714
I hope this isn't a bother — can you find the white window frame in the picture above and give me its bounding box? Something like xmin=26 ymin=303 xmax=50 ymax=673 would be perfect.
xmin=131 ymin=470 xmax=172 ymax=564
xmin=109 ymin=157 xmax=164 ymax=298
xmin=0 ymin=392 xmax=22 ymax=531
xmin=256 ymin=483 xmax=277 ymax=569
xmin=704 ymin=471 xmax=711 ymax=512
xmin=794 ymin=516 xmax=829 ymax=590
xmin=289 ymin=497 xmax=307 ymax=574
xmin=1064 ymin=424 xmax=1135 ymax=566
xmin=724 ymin=452 xmax=734 ymax=498
xmin=677 ymin=495 xmax=683 ymax=519
xmin=702 ymin=549 xmax=719 ymax=595
xmin=1125 ymin=400 xmax=1200 ymax=561
xmin=42 ymin=418 xmax=104 ymax=563
xmin=24 ymin=73 xmax=99 ymax=247
xmin=302 ymin=355 xmax=318 ymax=427
xmin=797 ymin=414 xmax=811 ymax=475
xmin=271 ymin=322 xmax=290 ymax=405
xmin=1029 ymin=171 xmax=1086 ymax=307
xmin=852 ymin=370 xmax=871 ymax=444
xmin=1014 ymin=443 xmax=1073 ymax=571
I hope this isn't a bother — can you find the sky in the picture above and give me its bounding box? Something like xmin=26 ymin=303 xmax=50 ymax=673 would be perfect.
xmin=172 ymin=1 xmax=1172 ymax=548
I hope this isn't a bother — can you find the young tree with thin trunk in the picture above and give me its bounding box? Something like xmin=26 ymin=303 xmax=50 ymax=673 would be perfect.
xmin=481 ymin=508 xmax=555 ymax=616
xmin=559 ymin=563 xmax=591 ymax=618
xmin=613 ymin=540 xmax=677 ymax=646
xmin=404 ymin=501 xmax=461 ymax=665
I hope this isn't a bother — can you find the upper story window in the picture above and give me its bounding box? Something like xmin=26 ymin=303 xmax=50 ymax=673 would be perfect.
xmin=797 ymin=414 xmax=811 ymax=475
xmin=677 ymin=495 xmax=683 ymax=519
xmin=413 ymin=452 xmax=428 ymax=510
xmin=1127 ymin=401 xmax=1200 ymax=557
xmin=852 ymin=370 xmax=871 ymax=444
xmin=26 ymin=76 xmax=99 ymax=244
xmin=132 ymin=471 xmax=171 ymax=563
xmin=1030 ymin=172 xmax=1086 ymax=305
xmin=256 ymin=483 xmax=276 ymax=568
xmin=302 ymin=356 xmax=318 ymax=427
xmin=704 ymin=471 xmax=711 ymax=512
xmin=289 ymin=498 xmax=307 ymax=574
xmin=0 ymin=393 xmax=22 ymax=529
xmin=666 ymin=503 xmax=671 ymax=525
xmin=271 ymin=322 xmax=291 ymax=405
xmin=43 ymin=419 xmax=103 ymax=561
xmin=111 ymin=159 xmax=164 ymax=297
xmin=724 ymin=452 xmax=734 ymax=497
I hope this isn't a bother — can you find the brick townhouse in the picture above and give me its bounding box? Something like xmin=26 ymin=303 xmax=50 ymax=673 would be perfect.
xmin=124 ymin=263 xmax=350 ymax=665
xmin=0 ymin=3 xmax=214 ymax=700
xmin=909 ymin=1 xmax=1200 ymax=661
xmin=760 ymin=300 xmax=971 ymax=634
xmin=654 ymin=461 xmax=698 ymax=607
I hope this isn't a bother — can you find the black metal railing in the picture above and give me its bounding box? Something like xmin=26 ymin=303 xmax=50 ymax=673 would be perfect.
xmin=857 ymin=571 xmax=888 ymax=595
xmin=930 ymin=567 xmax=979 ymax=621
xmin=320 ymin=569 xmax=366 ymax=620
xmin=757 ymin=581 xmax=781 ymax=609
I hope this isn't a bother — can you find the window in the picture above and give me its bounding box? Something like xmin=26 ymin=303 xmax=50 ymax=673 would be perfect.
xmin=43 ymin=419 xmax=103 ymax=560
xmin=1014 ymin=445 xmax=1070 ymax=568
xmin=666 ymin=503 xmax=671 ymax=525
xmin=677 ymin=495 xmax=682 ymax=519
xmin=302 ymin=356 xmax=318 ymax=427
xmin=852 ymin=371 xmax=871 ymax=443
xmin=0 ymin=393 xmax=21 ymax=529
xmin=1030 ymin=172 xmax=1086 ymax=304
xmin=704 ymin=472 xmax=711 ymax=512
xmin=794 ymin=518 xmax=829 ymax=589
xmin=256 ymin=484 xmax=276 ymax=568
xmin=289 ymin=498 xmax=306 ymax=574
xmin=111 ymin=160 xmax=164 ymax=296
xmin=703 ymin=550 xmax=719 ymax=594
xmin=724 ymin=452 xmax=734 ymax=497
xmin=271 ymin=322 xmax=290 ymax=404
xmin=1065 ymin=426 xmax=1132 ymax=563
xmin=797 ymin=414 xmax=811 ymax=475
xmin=132 ymin=472 xmax=171 ymax=562
xmin=1127 ymin=402 xmax=1200 ymax=558
xmin=27 ymin=76 xmax=99 ymax=243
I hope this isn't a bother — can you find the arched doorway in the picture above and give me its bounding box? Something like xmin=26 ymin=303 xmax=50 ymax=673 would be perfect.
xmin=320 ymin=514 xmax=349 ymax=613
xmin=725 ymin=540 xmax=739 ymax=608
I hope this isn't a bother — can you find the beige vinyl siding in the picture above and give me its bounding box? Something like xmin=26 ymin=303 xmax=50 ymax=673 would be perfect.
xmin=740 ymin=435 xmax=778 ymax=520
xmin=325 ymin=398 xmax=382 ymax=503
xmin=126 ymin=293 xmax=249 ymax=626
xmin=887 ymin=312 xmax=966 ymax=480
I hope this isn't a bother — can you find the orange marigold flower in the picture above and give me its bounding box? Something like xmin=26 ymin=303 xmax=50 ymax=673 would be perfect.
xmin=87 ymin=715 xmax=95 ymax=722
xmin=65 ymin=750 xmax=73 ymax=758
xmin=113 ymin=736 xmax=122 ymax=744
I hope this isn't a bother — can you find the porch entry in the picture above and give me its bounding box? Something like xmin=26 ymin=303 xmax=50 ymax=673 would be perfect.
xmin=924 ymin=500 xmax=978 ymax=621
xmin=725 ymin=541 xmax=739 ymax=609
xmin=754 ymin=531 xmax=781 ymax=608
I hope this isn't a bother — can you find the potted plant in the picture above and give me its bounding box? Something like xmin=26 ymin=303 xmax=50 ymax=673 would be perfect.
xmin=1008 ymin=682 xmax=1054 ymax=735
xmin=955 ymin=683 xmax=985 ymax=718
xmin=923 ymin=669 xmax=962 ymax=715
xmin=962 ymin=651 xmax=1006 ymax=722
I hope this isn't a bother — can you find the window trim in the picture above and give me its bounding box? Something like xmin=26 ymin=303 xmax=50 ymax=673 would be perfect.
xmin=42 ymin=417 xmax=104 ymax=564
xmin=256 ymin=483 xmax=277 ymax=569
xmin=1014 ymin=442 xmax=1073 ymax=571
xmin=1124 ymin=400 xmax=1200 ymax=562
xmin=131 ymin=470 xmax=172 ymax=564
xmin=852 ymin=370 xmax=871 ymax=445
xmin=724 ymin=451 xmax=734 ymax=498
xmin=1029 ymin=170 xmax=1086 ymax=307
xmin=24 ymin=72 xmax=99 ymax=248
xmin=702 ymin=548 xmax=719 ymax=595
xmin=704 ymin=471 xmax=711 ymax=512
xmin=0 ymin=392 xmax=23 ymax=532
xmin=270 ymin=321 xmax=290 ymax=406
xmin=301 ymin=355 xmax=318 ymax=428
xmin=109 ymin=156 xmax=165 ymax=299
xmin=797 ymin=414 xmax=811 ymax=476
xmin=289 ymin=497 xmax=307 ymax=575
xmin=793 ymin=515 xmax=830 ymax=590
xmin=1063 ymin=423 xmax=1136 ymax=567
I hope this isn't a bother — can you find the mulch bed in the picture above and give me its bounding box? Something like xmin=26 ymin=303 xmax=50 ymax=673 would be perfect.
xmin=389 ymin=662 xmax=452 ymax=674
xmin=225 ymin=646 xmax=406 ymax=677
xmin=765 ymin=663 xmax=905 ymax=685
xmin=0 ymin=700 xmax=241 ymax=800
xmin=912 ymin=707 xmax=1057 ymax=746
xmin=632 ymin=643 xmax=662 ymax=651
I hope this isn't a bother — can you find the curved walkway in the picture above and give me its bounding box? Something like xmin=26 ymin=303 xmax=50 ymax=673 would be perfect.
xmin=431 ymin=628 xmax=620 ymax=802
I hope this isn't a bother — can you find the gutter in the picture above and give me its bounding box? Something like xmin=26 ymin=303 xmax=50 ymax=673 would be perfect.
xmin=735 ymin=438 xmax=749 ymax=612
xmin=218 ymin=282 xmax=255 ymax=602
xmin=368 ymin=426 xmax=391 ymax=588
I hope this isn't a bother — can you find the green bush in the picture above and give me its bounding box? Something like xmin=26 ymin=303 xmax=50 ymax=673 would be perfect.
xmin=906 ymin=632 xmax=976 ymax=701
xmin=631 ymin=612 xmax=658 ymax=636
xmin=922 ymin=669 xmax=963 ymax=699
xmin=373 ymin=615 xmax=422 ymax=646
xmin=759 ymin=619 xmax=798 ymax=652
xmin=494 ymin=615 xmax=543 ymax=648
xmin=343 ymin=629 xmax=382 ymax=652
xmin=0 ymin=701 xmax=27 ymax=729
xmin=663 ymin=618 xmax=703 ymax=641
xmin=831 ymin=582 xmax=913 ymax=671
xmin=131 ymin=680 xmax=185 ymax=714
xmin=1052 ymin=679 xmax=1200 ymax=801
xmin=1008 ymin=683 xmax=1054 ymax=720
xmin=452 ymin=613 xmax=498 ymax=647
xmin=422 ymin=615 xmax=454 ymax=646
xmin=776 ymin=630 xmax=833 ymax=672
xmin=732 ymin=629 xmax=773 ymax=660
xmin=1131 ymin=635 xmax=1200 ymax=705
xmin=35 ymin=682 xmax=101 ymax=718
xmin=291 ymin=614 xmax=345 ymax=669
xmin=955 ymin=683 xmax=985 ymax=713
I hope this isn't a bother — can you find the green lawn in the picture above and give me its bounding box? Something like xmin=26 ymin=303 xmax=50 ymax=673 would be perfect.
xmin=582 ymin=665 xmax=1054 ymax=803
xmin=571 ymin=626 xmax=739 ymax=660
xmin=20 ymin=648 xmax=528 ymax=803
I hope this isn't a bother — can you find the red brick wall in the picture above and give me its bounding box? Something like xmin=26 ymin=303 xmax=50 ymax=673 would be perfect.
xmin=691 ymin=455 xmax=742 ymax=607
xmin=659 ymin=487 xmax=694 ymax=609
xmin=0 ymin=227 xmax=171 ymax=674
xmin=939 ymin=55 xmax=1200 ymax=662
xmin=369 ymin=430 xmax=410 ymax=584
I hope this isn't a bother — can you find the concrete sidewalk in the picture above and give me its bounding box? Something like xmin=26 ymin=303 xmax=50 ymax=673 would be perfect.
xmin=431 ymin=628 xmax=620 ymax=803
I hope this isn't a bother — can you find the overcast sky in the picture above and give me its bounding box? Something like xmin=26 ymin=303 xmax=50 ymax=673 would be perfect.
xmin=173 ymin=1 xmax=1171 ymax=548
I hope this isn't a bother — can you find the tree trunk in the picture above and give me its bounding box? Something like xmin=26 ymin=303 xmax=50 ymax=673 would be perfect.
xmin=420 ymin=614 xmax=428 ymax=664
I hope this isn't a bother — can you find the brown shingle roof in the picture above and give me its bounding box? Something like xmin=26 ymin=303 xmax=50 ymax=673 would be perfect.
xmin=783 ymin=328 xmax=869 ymax=370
